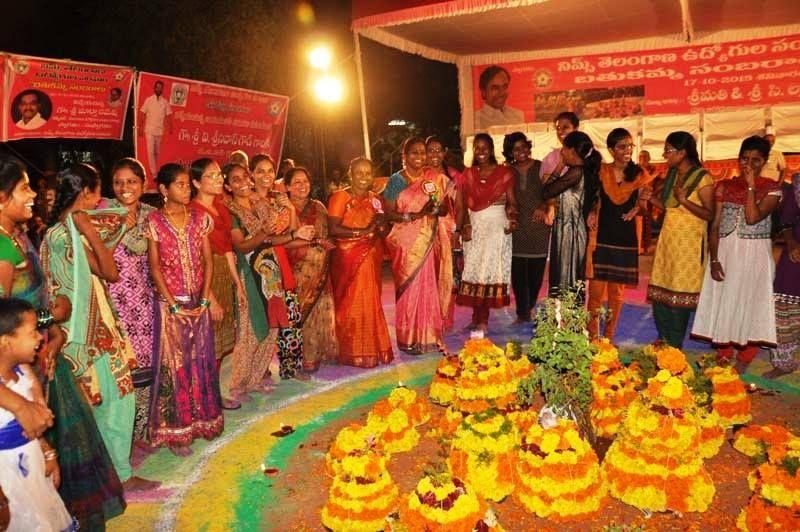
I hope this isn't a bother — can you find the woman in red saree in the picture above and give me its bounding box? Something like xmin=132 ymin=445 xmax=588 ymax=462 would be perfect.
xmin=383 ymin=137 xmax=455 ymax=354
xmin=328 ymin=158 xmax=393 ymax=367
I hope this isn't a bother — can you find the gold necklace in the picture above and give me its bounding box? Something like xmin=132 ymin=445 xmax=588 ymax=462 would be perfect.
xmin=165 ymin=205 xmax=188 ymax=231
xmin=0 ymin=224 xmax=24 ymax=255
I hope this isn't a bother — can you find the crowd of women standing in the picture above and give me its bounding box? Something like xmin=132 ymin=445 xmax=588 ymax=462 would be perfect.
xmin=0 ymin=111 xmax=798 ymax=528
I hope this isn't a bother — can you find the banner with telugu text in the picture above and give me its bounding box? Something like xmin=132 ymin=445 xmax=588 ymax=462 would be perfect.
xmin=472 ymin=33 xmax=800 ymax=129
xmin=135 ymin=72 xmax=289 ymax=190
xmin=2 ymin=54 xmax=133 ymax=141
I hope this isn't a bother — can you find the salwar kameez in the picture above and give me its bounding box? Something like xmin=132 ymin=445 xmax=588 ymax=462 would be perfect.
xmin=647 ymin=167 xmax=714 ymax=347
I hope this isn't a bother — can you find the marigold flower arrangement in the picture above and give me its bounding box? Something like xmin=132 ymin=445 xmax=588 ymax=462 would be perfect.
xmin=448 ymin=409 xmax=518 ymax=502
xmin=321 ymin=445 xmax=400 ymax=532
xmin=429 ymin=355 xmax=461 ymax=406
xmin=704 ymin=365 xmax=752 ymax=427
xmin=736 ymin=493 xmax=800 ymax=531
xmin=505 ymin=341 xmax=535 ymax=380
xmin=455 ymin=339 xmax=519 ymax=414
xmin=505 ymin=407 xmax=539 ymax=435
xmin=589 ymin=339 xmax=638 ymax=438
xmin=395 ymin=473 xmax=504 ymax=532
xmin=696 ymin=406 xmax=725 ymax=460
xmin=433 ymin=406 xmax=464 ymax=439
xmin=733 ymin=424 xmax=793 ymax=460
xmin=514 ymin=418 xmax=606 ymax=520
xmin=325 ymin=423 xmax=382 ymax=476
xmin=366 ymin=399 xmax=420 ymax=454
xmin=602 ymin=370 xmax=715 ymax=514
xmin=389 ymin=385 xmax=431 ymax=427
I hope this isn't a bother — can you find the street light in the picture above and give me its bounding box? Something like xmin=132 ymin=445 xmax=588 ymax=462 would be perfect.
xmin=313 ymin=75 xmax=344 ymax=104
xmin=309 ymin=46 xmax=333 ymax=71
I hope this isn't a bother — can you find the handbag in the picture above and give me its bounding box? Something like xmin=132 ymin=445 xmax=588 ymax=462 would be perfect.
xmin=131 ymin=366 xmax=153 ymax=388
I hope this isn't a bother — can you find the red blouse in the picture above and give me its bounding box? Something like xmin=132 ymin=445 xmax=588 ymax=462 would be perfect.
xmin=191 ymin=198 xmax=233 ymax=255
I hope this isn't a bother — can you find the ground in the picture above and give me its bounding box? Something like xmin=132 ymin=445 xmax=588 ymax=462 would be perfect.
xmin=109 ymin=257 xmax=800 ymax=531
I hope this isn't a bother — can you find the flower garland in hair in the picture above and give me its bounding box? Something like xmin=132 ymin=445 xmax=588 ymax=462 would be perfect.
xmin=448 ymin=409 xmax=517 ymax=502
xmin=514 ymin=418 xmax=606 ymax=521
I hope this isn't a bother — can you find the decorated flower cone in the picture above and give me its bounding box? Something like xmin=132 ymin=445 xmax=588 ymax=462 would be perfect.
xmin=654 ymin=345 xmax=695 ymax=382
xmin=602 ymin=370 xmax=715 ymax=514
xmin=429 ymin=355 xmax=460 ymax=406
xmin=455 ymin=339 xmax=519 ymax=414
xmin=389 ymin=385 xmax=431 ymax=427
xmin=505 ymin=342 xmax=535 ymax=380
xmin=696 ymin=407 xmax=725 ymax=460
xmin=514 ymin=418 xmax=606 ymax=520
xmin=366 ymin=399 xmax=420 ymax=454
xmin=395 ymin=473 xmax=504 ymax=532
xmin=705 ymin=365 xmax=751 ymax=427
xmin=435 ymin=406 xmax=464 ymax=438
xmin=589 ymin=339 xmax=638 ymax=438
xmin=325 ymin=423 xmax=382 ymax=476
xmin=733 ymin=424 xmax=793 ymax=460
xmin=736 ymin=493 xmax=800 ymax=531
xmin=448 ymin=409 xmax=517 ymax=502
xmin=321 ymin=447 xmax=399 ymax=532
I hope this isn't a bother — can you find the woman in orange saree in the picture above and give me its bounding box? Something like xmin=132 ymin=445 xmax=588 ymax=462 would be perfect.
xmin=383 ymin=137 xmax=455 ymax=354
xmin=328 ymin=158 xmax=393 ymax=367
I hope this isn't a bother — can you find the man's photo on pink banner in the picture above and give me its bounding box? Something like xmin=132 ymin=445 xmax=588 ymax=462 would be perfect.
xmin=10 ymin=89 xmax=52 ymax=130
xmin=138 ymin=79 xmax=174 ymax=177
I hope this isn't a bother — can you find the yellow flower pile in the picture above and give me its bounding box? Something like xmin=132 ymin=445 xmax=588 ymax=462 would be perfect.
xmin=448 ymin=410 xmax=518 ymax=502
xmin=429 ymin=355 xmax=460 ymax=406
xmin=505 ymin=407 xmax=539 ymax=435
xmin=696 ymin=407 xmax=725 ymax=460
xmin=321 ymin=445 xmax=399 ymax=532
xmin=733 ymin=424 xmax=800 ymax=530
xmin=602 ymin=370 xmax=715 ymax=514
xmin=514 ymin=418 xmax=606 ymax=520
xmin=433 ymin=406 xmax=464 ymax=439
xmin=705 ymin=365 xmax=751 ymax=427
xmin=505 ymin=342 xmax=535 ymax=380
xmin=388 ymin=386 xmax=431 ymax=427
xmin=325 ymin=423 xmax=382 ymax=476
xmin=396 ymin=474 xmax=505 ymax=532
xmin=455 ymin=339 xmax=520 ymax=413
xmin=589 ymin=339 xmax=639 ymax=438
xmin=366 ymin=398 xmax=420 ymax=455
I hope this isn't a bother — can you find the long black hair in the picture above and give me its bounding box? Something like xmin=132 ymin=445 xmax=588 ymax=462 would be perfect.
xmin=606 ymin=128 xmax=642 ymax=182
xmin=563 ymin=131 xmax=601 ymax=220
xmin=472 ymin=133 xmax=498 ymax=166
xmin=665 ymin=131 xmax=702 ymax=167
xmin=48 ymin=163 xmax=101 ymax=227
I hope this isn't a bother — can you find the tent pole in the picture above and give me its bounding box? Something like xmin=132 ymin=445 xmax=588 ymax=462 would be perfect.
xmin=353 ymin=31 xmax=371 ymax=159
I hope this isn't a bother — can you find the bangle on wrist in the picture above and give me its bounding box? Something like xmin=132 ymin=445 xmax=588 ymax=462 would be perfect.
xmin=711 ymin=259 xmax=721 ymax=265
xmin=168 ymin=303 xmax=181 ymax=314
xmin=199 ymin=298 xmax=210 ymax=309
xmin=44 ymin=449 xmax=58 ymax=461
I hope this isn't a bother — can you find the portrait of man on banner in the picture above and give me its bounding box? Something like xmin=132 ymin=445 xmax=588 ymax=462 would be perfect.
xmin=11 ymin=89 xmax=52 ymax=130
xmin=474 ymin=65 xmax=525 ymax=130
xmin=138 ymin=80 xmax=174 ymax=176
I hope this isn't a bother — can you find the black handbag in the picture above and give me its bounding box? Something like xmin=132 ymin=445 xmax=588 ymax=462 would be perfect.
xmin=131 ymin=366 xmax=153 ymax=388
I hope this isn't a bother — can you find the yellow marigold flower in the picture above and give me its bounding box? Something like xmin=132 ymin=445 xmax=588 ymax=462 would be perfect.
xmin=662 ymin=377 xmax=684 ymax=400
xmin=655 ymin=369 xmax=671 ymax=382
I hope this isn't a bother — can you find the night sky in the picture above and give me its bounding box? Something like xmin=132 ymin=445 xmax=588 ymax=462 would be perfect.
xmin=0 ymin=0 xmax=460 ymax=180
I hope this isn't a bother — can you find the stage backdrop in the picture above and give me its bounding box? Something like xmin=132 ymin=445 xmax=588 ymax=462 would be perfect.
xmin=2 ymin=54 xmax=133 ymax=141
xmin=472 ymin=33 xmax=800 ymax=128
xmin=135 ymin=72 xmax=289 ymax=190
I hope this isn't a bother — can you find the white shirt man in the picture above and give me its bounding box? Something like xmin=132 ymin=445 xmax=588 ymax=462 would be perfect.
xmin=16 ymin=113 xmax=47 ymax=130
xmin=139 ymin=82 xmax=173 ymax=175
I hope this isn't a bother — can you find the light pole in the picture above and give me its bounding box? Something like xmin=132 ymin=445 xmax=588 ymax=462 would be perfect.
xmin=308 ymin=45 xmax=344 ymax=193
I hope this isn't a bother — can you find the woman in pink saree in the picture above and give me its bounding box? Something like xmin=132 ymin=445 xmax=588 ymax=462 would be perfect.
xmin=383 ymin=137 xmax=455 ymax=354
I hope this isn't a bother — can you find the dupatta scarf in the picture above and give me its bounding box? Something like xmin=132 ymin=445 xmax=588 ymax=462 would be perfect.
xmin=285 ymin=200 xmax=331 ymax=326
xmin=462 ymin=165 xmax=515 ymax=212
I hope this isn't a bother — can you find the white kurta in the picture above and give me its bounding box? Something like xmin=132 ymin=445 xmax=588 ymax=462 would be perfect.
xmin=691 ymin=232 xmax=777 ymax=345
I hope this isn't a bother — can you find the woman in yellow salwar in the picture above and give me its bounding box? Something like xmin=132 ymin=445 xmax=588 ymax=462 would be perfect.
xmin=383 ymin=137 xmax=455 ymax=355
xmin=645 ymin=131 xmax=714 ymax=348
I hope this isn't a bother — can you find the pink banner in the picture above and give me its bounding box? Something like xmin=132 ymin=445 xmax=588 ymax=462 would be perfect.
xmin=135 ymin=72 xmax=289 ymax=190
xmin=2 ymin=54 xmax=133 ymax=141
xmin=472 ymin=33 xmax=800 ymax=128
